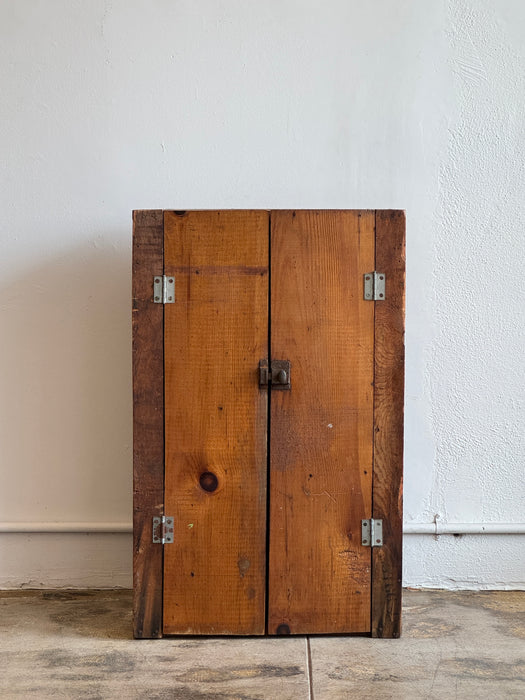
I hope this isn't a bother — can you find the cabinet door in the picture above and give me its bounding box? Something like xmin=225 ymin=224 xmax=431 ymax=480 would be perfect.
xmin=162 ymin=211 xmax=269 ymax=635
xmin=268 ymin=210 xmax=375 ymax=634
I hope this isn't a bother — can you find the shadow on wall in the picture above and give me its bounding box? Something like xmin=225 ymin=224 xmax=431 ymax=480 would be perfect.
xmin=0 ymin=236 xmax=132 ymax=523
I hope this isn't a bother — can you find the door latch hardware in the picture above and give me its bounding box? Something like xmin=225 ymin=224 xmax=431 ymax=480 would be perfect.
xmin=153 ymin=275 xmax=175 ymax=304
xmin=152 ymin=516 xmax=174 ymax=544
xmin=361 ymin=519 xmax=383 ymax=547
xmin=259 ymin=360 xmax=291 ymax=390
xmin=364 ymin=272 xmax=385 ymax=301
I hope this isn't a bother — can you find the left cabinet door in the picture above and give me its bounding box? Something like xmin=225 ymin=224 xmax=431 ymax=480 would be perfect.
xmin=162 ymin=210 xmax=269 ymax=635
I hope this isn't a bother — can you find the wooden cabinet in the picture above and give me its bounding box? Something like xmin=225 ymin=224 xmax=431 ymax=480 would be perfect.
xmin=133 ymin=210 xmax=405 ymax=638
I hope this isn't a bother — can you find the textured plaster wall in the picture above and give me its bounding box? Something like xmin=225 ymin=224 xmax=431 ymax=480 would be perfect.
xmin=0 ymin=0 xmax=523 ymax=588
xmin=404 ymin=0 xmax=525 ymax=588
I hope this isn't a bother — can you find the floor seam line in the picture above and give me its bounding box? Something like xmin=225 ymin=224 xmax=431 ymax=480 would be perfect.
xmin=305 ymin=636 xmax=314 ymax=700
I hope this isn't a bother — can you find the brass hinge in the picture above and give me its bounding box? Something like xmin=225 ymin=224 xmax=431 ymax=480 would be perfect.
xmin=153 ymin=275 xmax=175 ymax=304
xmin=361 ymin=519 xmax=383 ymax=547
xmin=364 ymin=272 xmax=385 ymax=300
xmin=152 ymin=516 xmax=174 ymax=544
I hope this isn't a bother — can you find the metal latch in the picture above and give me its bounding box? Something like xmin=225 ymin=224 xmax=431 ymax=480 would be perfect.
xmin=153 ymin=275 xmax=175 ymax=304
xmin=259 ymin=360 xmax=291 ymax=390
xmin=361 ymin=519 xmax=383 ymax=547
xmin=364 ymin=272 xmax=385 ymax=301
xmin=152 ymin=516 xmax=174 ymax=544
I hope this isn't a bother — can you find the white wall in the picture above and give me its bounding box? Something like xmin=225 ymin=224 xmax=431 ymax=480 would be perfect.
xmin=1 ymin=0 xmax=523 ymax=589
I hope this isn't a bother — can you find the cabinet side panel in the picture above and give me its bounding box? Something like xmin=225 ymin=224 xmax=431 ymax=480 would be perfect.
xmin=372 ymin=210 xmax=406 ymax=638
xmin=132 ymin=210 xmax=164 ymax=639
xmin=163 ymin=210 xmax=269 ymax=635
xmin=269 ymin=210 xmax=375 ymax=635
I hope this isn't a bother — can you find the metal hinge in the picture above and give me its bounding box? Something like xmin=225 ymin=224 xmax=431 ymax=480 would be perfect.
xmin=364 ymin=272 xmax=385 ymax=301
xmin=152 ymin=516 xmax=174 ymax=544
xmin=361 ymin=519 xmax=383 ymax=547
xmin=153 ymin=275 xmax=175 ymax=304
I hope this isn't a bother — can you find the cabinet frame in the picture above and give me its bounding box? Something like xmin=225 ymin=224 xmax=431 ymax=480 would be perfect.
xmin=132 ymin=209 xmax=405 ymax=639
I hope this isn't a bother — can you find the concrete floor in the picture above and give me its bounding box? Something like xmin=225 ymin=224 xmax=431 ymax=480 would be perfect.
xmin=0 ymin=590 xmax=523 ymax=699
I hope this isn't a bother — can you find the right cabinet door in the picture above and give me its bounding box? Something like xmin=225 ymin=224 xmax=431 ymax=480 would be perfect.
xmin=268 ymin=210 xmax=376 ymax=635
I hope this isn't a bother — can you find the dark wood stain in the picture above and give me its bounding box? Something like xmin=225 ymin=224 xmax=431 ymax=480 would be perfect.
xmin=132 ymin=210 xmax=164 ymax=639
xmin=371 ymin=210 xmax=405 ymax=638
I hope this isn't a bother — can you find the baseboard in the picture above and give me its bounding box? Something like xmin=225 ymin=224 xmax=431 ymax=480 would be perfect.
xmin=1 ymin=531 xmax=524 ymax=590
xmin=0 ymin=533 xmax=132 ymax=589
xmin=403 ymin=533 xmax=525 ymax=590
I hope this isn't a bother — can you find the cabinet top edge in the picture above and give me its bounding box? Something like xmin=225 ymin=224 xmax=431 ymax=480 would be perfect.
xmin=133 ymin=209 xmax=406 ymax=215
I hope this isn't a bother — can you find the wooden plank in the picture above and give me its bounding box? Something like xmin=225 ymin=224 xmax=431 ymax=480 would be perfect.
xmin=132 ymin=210 xmax=164 ymax=639
xmin=268 ymin=210 xmax=375 ymax=635
xmin=163 ymin=210 xmax=269 ymax=635
xmin=372 ymin=210 xmax=406 ymax=638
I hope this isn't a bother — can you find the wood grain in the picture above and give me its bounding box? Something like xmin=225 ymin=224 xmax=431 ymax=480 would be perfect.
xmin=372 ymin=210 xmax=406 ymax=638
xmin=132 ymin=210 xmax=164 ymax=639
xmin=268 ymin=210 xmax=375 ymax=635
xmin=163 ymin=210 xmax=269 ymax=635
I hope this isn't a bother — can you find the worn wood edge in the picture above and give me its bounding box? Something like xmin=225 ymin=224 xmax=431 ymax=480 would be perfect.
xmin=371 ymin=210 xmax=405 ymax=638
xmin=132 ymin=209 xmax=164 ymax=638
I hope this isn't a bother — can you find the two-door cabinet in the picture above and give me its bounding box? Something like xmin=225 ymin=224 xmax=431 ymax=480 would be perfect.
xmin=132 ymin=210 xmax=405 ymax=638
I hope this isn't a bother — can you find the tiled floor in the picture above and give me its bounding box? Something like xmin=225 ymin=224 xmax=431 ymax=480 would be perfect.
xmin=0 ymin=589 xmax=524 ymax=698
